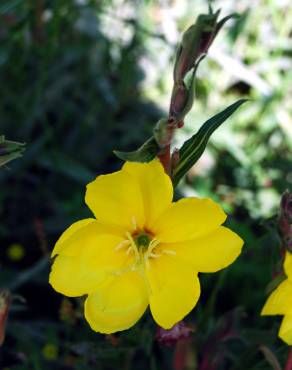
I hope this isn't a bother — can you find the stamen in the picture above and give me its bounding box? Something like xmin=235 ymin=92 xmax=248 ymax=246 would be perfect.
xmin=115 ymin=239 xmax=130 ymax=251
xmin=147 ymin=239 xmax=160 ymax=254
xmin=162 ymin=249 xmax=176 ymax=256
xmin=143 ymin=238 xmax=161 ymax=267
xmin=149 ymin=252 xmax=162 ymax=258
xmin=125 ymin=232 xmax=140 ymax=260
xmin=126 ymin=246 xmax=133 ymax=255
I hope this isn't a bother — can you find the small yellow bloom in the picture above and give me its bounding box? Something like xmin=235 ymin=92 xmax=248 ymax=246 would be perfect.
xmin=42 ymin=343 xmax=58 ymax=360
xmin=261 ymin=252 xmax=292 ymax=344
xmin=49 ymin=160 xmax=243 ymax=333
xmin=7 ymin=243 xmax=25 ymax=261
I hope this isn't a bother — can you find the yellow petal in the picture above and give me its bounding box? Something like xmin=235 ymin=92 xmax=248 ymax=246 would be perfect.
xmin=49 ymin=255 xmax=105 ymax=297
xmin=84 ymin=271 xmax=148 ymax=333
xmin=279 ymin=315 xmax=292 ymax=345
xmin=162 ymin=226 xmax=243 ymax=273
xmin=284 ymin=251 xmax=292 ymax=280
xmin=50 ymin=230 xmax=133 ymax=296
xmin=52 ymin=218 xmax=95 ymax=257
xmin=123 ymin=160 xmax=173 ymax=228
xmin=147 ymin=255 xmax=200 ymax=329
xmin=261 ymin=279 xmax=292 ymax=316
xmin=65 ymin=232 xmax=132 ymax=273
xmin=152 ymin=197 xmax=226 ymax=243
xmin=85 ymin=169 xmax=144 ymax=230
xmin=52 ymin=221 xmax=125 ymax=259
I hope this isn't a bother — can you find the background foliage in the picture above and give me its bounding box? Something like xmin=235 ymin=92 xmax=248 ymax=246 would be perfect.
xmin=0 ymin=0 xmax=291 ymax=369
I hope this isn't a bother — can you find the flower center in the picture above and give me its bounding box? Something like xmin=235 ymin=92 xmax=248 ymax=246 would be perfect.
xmin=113 ymin=220 xmax=176 ymax=276
xmin=135 ymin=233 xmax=151 ymax=251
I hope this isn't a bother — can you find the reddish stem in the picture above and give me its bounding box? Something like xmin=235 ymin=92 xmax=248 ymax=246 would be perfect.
xmin=157 ymin=119 xmax=181 ymax=175
xmin=158 ymin=144 xmax=171 ymax=175
xmin=284 ymin=348 xmax=292 ymax=370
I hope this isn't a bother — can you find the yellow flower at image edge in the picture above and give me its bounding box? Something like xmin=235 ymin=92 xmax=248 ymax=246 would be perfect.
xmin=261 ymin=252 xmax=292 ymax=344
xmin=49 ymin=160 xmax=243 ymax=333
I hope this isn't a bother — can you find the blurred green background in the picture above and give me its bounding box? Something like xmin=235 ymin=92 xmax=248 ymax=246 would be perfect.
xmin=1 ymin=0 xmax=292 ymax=369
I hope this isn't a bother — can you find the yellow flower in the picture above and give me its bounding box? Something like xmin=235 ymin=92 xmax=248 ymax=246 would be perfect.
xmin=49 ymin=160 xmax=243 ymax=333
xmin=261 ymin=252 xmax=292 ymax=344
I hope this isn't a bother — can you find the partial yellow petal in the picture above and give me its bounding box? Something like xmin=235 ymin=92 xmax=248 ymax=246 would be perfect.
xmin=147 ymin=255 xmax=200 ymax=329
xmin=279 ymin=315 xmax=292 ymax=345
xmin=162 ymin=226 xmax=243 ymax=273
xmin=152 ymin=197 xmax=226 ymax=243
xmin=52 ymin=218 xmax=95 ymax=257
xmin=50 ymin=230 xmax=134 ymax=296
xmin=52 ymin=221 xmax=125 ymax=259
xmin=85 ymin=169 xmax=144 ymax=230
xmin=84 ymin=272 xmax=148 ymax=333
xmin=284 ymin=251 xmax=292 ymax=280
xmin=123 ymin=160 xmax=173 ymax=228
xmin=261 ymin=279 xmax=292 ymax=316
xmin=49 ymin=255 xmax=105 ymax=297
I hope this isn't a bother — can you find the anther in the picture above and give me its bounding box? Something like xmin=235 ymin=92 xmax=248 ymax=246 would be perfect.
xmin=149 ymin=252 xmax=162 ymax=258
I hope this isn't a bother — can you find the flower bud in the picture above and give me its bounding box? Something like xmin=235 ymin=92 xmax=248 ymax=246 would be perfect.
xmin=153 ymin=118 xmax=174 ymax=147
xmin=170 ymin=82 xmax=189 ymax=118
xmin=156 ymin=321 xmax=193 ymax=347
xmin=173 ymin=9 xmax=236 ymax=83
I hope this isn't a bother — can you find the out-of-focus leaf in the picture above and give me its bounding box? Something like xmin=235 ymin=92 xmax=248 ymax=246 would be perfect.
xmin=0 ymin=0 xmax=23 ymax=15
xmin=7 ymin=258 xmax=49 ymax=291
xmin=172 ymin=99 xmax=248 ymax=187
xmin=259 ymin=345 xmax=281 ymax=370
xmin=0 ymin=135 xmax=25 ymax=167
xmin=114 ymin=137 xmax=159 ymax=163
xmin=38 ymin=152 xmax=94 ymax=183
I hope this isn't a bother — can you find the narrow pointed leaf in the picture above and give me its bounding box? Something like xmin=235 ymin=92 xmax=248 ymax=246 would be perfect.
xmin=214 ymin=13 xmax=240 ymax=38
xmin=172 ymin=99 xmax=248 ymax=187
xmin=114 ymin=136 xmax=159 ymax=163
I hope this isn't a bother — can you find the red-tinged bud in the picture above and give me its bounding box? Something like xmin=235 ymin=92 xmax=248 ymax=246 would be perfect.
xmin=279 ymin=190 xmax=292 ymax=252
xmin=0 ymin=290 xmax=11 ymax=346
xmin=170 ymin=83 xmax=189 ymax=118
xmin=156 ymin=321 xmax=193 ymax=347
xmin=173 ymin=9 xmax=237 ymax=84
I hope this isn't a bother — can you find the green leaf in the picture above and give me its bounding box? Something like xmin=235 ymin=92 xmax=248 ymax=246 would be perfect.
xmin=172 ymin=99 xmax=248 ymax=187
xmin=0 ymin=135 xmax=25 ymax=167
xmin=114 ymin=136 xmax=159 ymax=163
